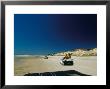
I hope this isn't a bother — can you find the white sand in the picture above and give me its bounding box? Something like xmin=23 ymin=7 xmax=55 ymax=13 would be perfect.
xmin=14 ymin=56 xmax=97 ymax=76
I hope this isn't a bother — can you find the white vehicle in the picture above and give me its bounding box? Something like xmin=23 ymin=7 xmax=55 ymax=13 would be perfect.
xmin=60 ymin=58 xmax=74 ymax=66
xmin=44 ymin=56 xmax=48 ymax=59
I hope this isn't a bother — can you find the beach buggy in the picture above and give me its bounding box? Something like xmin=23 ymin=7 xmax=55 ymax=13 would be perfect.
xmin=60 ymin=53 xmax=74 ymax=66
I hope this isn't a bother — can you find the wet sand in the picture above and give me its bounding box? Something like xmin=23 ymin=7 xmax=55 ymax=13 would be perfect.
xmin=14 ymin=56 xmax=97 ymax=76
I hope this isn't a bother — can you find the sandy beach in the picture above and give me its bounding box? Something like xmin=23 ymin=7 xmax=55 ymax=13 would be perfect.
xmin=14 ymin=56 xmax=97 ymax=76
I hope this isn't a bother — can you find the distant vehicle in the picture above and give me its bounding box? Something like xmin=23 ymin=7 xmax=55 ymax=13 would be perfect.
xmin=44 ymin=56 xmax=48 ymax=59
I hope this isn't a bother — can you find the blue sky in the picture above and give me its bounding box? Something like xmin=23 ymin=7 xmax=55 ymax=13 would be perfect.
xmin=14 ymin=14 xmax=97 ymax=55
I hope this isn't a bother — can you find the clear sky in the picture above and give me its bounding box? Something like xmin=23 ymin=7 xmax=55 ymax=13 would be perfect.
xmin=14 ymin=14 xmax=97 ymax=55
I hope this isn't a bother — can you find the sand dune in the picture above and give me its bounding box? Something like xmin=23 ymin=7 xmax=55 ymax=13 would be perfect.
xmin=54 ymin=48 xmax=97 ymax=56
xmin=14 ymin=56 xmax=97 ymax=76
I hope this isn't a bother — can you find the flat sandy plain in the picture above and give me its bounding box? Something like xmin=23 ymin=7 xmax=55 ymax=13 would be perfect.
xmin=14 ymin=56 xmax=97 ymax=76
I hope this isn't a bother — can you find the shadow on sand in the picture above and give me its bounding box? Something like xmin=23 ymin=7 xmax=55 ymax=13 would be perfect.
xmin=24 ymin=70 xmax=91 ymax=76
